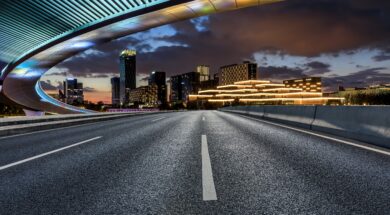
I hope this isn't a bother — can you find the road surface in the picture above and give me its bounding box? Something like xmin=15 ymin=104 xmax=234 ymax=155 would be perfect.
xmin=0 ymin=111 xmax=389 ymax=214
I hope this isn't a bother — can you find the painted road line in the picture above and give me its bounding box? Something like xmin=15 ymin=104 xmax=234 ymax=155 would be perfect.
xmin=201 ymin=135 xmax=217 ymax=201
xmin=202 ymin=116 xmax=205 ymax=121
xmin=236 ymin=114 xmax=390 ymax=156
xmin=0 ymin=136 xmax=102 ymax=171
xmin=151 ymin=117 xmax=166 ymax=122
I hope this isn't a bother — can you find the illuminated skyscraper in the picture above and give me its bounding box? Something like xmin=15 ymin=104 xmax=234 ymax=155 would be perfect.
xmin=119 ymin=49 xmax=136 ymax=105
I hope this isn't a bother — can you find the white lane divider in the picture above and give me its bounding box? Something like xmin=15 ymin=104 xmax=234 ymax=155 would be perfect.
xmin=201 ymin=135 xmax=217 ymax=201
xmin=0 ymin=136 xmax=102 ymax=171
xmin=151 ymin=117 xmax=166 ymax=122
xmin=202 ymin=116 xmax=205 ymax=121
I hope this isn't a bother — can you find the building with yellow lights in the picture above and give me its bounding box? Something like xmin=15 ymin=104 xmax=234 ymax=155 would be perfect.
xmin=128 ymin=84 xmax=158 ymax=108
xmin=283 ymin=77 xmax=322 ymax=92
xmin=189 ymin=80 xmax=344 ymax=106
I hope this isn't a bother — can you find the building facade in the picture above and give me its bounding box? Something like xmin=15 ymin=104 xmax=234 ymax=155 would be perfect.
xmin=197 ymin=65 xmax=210 ymax=82
xmin=170 ymin=72 xmax=200 ymax=103
xmin=189 ymin=79 xmax=344 ymax=106
xmin=111 ymin=77 xmax=120 ymax=107
xmin=128 ymin=85 xmax=158 ymax=108
xmin=119 ymin=49 xmax=136 ymax=105
xmin=283 ymin=77 xmax=322 ymax=92
xmin=63 ymin=78 xmax=84 ymax=105
xmin=170 ymin=75 xmax=182 ymax=103
xmin=148 ymin=71 xmax=167 ymax=105
xmin=219 ymin=61 xmax=257 ymax=86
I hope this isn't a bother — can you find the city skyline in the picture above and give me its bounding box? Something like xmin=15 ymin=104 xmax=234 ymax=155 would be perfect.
xmin=2 ymin=0 xmax=390 ymax=104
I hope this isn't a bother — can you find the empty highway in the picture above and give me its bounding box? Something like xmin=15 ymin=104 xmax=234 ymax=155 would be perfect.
xmin=0 ymin=111 xmax=389 ymax=214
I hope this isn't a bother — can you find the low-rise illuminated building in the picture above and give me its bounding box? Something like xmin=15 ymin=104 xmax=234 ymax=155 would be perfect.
xmin=327 ymin=84 xmax=390 ymax=105
xmin=283 ymin=77 xmax=322 ymax=92
xmin=189 ymin=80 xmax=344 ymax=106
xmin=128 ymin=84 xmax=158 ymax=108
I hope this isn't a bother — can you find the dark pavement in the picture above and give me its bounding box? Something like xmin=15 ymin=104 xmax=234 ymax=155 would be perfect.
xmin=0 ymin=111 xmax=389 ymax=214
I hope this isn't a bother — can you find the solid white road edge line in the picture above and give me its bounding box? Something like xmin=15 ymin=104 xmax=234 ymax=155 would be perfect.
xmin=235 ymin=114 xmax=390 ymax=156
xmin=201 ymin=134 xmax=217 ymax=201
xmin=0 ymin=136 xmax=102 ymax=171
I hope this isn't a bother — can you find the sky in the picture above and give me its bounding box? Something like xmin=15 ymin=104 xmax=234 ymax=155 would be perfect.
xmin=2 ymin=0 xmax=390 ymax=103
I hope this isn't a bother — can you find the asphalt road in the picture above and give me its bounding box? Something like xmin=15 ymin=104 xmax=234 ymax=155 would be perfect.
xmin=0 ymin=111 xmax=389 ymax=214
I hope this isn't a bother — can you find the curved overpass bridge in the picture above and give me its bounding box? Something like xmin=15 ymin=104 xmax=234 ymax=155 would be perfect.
xmin=0 ymin=0 xmax=281 ymax=114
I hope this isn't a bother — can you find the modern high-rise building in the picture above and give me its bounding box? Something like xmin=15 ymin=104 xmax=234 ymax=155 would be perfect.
xmin=182 ymin=72 xmax=200 ymax=101
xmin=170 ymin=72 xmax=200 ymax=103
xmin=170 ymin=75 xmax=182 ymax=103
xmin=63 ymin=78 xmax=83 ymax=105
xmin=111 ymin=77 xmax=120 ymax=107
xmin=197 ymin=65 xmax=210 ymax=82
xmin=283 ymin=77 xmax=322 ymax=92
xmin=119 ymin=49 xmax=136 ymax=105
xmin=219 ymin=61 xmax=257 ymax=86
xmin=149 ymin=71 xmax=167 ymax=105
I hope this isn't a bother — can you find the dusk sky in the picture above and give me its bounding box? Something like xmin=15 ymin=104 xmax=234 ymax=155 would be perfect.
xmin=3 ymin=0 xmax=390 ymax=103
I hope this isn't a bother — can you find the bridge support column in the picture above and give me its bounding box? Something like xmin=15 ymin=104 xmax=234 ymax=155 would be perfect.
xmin=23 ymin=109 xmax=45 ymax=117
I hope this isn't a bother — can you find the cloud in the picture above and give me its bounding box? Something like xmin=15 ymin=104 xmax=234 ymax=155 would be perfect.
xmin=76 ymin=73 xmax=114 ymax=78
xmin=52 ymin=0 xmax=389 ymax=79
xmin=190 ymin=16 xmax=209 ymax=32
xmin=323 ymin=67 xmax=390 ymax=90
xmin=83 ymin=87 xmax=97 ymax=92
xmin=305 ymin=61 xmax=331 ymax=75
xmin=40 ymin=80 xmax=61 ymax=91
xmin=45 ymin=71 xmax=68 ymax=77
xmin=258 ymin=65 xmax=390 ymax=92
xmin=372 ymin=47 xmax=390 ymax=61
xmin=259 ymin=66 xmax=306 ymax=82
xmin=372 ymin=55 xmax=390 ymax=62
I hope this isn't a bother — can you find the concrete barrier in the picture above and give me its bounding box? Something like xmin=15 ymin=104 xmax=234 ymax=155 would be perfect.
xmin=0 ymin=112 xmax=162 ymax=137
xmin=220 ymin=105 xmax=390 ymax=148
xmin=225 ymin=106 xmax=248 ymax=114
xmin=311 ymin=106 xmax=390 ymax=148
xmin=263 ymin=106 xmax=316 ymax=129
xmin=247 ymin=105 xmax=265 ymax=118
xmin=0 ymin=112 xmax=129 ymax=127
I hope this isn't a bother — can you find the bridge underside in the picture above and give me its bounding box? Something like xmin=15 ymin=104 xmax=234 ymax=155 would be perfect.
xmin=0 ymin=0 xmax=281 ymax=114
